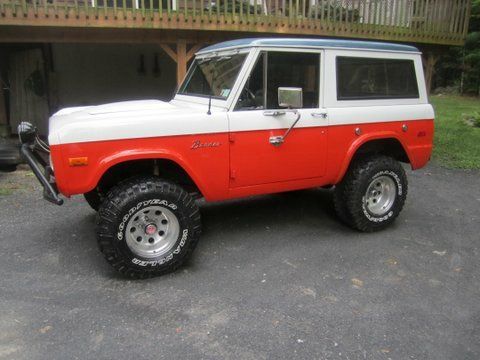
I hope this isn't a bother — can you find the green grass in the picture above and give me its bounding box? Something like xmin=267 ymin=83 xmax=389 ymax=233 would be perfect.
xmin=0 ymin=188 xmax=13 ymax=196
xmin=430 ymin=95 xmax=480 ymax=169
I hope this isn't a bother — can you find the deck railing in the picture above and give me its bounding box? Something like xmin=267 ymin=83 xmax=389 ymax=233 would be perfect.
xmin=0 ymin=0 xmax=471 ymax=45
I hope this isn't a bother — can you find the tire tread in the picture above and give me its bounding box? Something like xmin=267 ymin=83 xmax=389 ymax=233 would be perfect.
xmin=334 ymin=155 xmax=408 ymax=232
xmin=96 ymin=176 xmax=201 ymax=279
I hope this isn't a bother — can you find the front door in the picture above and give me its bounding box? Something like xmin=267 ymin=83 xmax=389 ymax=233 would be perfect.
xmin=228 ymin=50 xmax=327 ymax=188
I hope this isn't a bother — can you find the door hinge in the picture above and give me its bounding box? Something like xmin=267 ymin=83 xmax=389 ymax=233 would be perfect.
xmin=230 ymin=169 xmax=236 ymax=179
xmin=229 ymin=133 xmax=235 ymax=143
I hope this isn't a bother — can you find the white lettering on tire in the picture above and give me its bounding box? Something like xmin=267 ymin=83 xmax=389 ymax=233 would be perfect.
xmin=116 ymin=199 xmax=188 ymax=267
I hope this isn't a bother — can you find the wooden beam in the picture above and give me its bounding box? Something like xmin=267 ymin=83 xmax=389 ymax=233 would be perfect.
xmin=0 ymin=26 xmax=222 ymax=45
xmin=186 ymin=43 xmax=203 ymax=62
xmin=158 ymin=41 xmax=202 ymax=85
xmin=176 ymin=39 xmax=187 ymax=86
xmin=159 ymin=44 xmax=177 ymax=62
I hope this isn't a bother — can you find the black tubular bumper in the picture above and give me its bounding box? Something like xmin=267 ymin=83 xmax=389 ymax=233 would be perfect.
xmin=20 ymin=144 xmax=64 ymax=205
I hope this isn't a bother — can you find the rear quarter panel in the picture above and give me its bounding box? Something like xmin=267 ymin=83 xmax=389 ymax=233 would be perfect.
xmin=323 ymin=49 xmax=434 ymax=184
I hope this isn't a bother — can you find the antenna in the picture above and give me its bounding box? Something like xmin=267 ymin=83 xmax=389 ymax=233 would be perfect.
xmin=207 ymin=62 xmax=217 ymax=115
xmin=207 ymin=95 xmax=212 ymax=115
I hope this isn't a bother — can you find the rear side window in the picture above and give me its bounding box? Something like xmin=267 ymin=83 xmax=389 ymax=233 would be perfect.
xmin=336 ymin=57 xmax=419 ymax=100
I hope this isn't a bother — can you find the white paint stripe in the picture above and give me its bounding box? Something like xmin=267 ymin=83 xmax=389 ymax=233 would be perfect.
xmin=49 ymin=104 xmax=434 ymax=145
xmin=229 ymin=104 xmax=433 ymax=132
xmin=328 ymin=104 xmax=435 ymax=126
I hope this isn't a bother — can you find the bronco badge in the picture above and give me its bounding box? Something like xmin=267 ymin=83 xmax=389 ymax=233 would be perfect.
xmin=191 ymin=140 xmax=221 ymax=150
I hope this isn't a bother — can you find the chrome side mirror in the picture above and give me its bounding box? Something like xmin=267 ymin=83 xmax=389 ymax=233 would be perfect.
xmin=278 ymin=87 xmax=303 ymax=109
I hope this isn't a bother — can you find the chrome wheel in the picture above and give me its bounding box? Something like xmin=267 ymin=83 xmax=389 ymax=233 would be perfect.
xmin=125 ymin=205 xmax=180 ymax=259
xmin=364 ymin=175 xmax=397 ymax=216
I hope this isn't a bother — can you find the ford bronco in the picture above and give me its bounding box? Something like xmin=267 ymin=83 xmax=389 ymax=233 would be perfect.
xmin=19 ymin=38 xmax=434 ymax=278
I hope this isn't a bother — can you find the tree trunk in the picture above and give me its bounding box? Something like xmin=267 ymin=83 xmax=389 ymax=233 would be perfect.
xmin=423 ymin=52 xmax=439 ymax=96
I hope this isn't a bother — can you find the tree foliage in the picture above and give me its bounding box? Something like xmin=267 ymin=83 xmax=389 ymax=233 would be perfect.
xmin=435 ymin=0 xmax=480 ymax=96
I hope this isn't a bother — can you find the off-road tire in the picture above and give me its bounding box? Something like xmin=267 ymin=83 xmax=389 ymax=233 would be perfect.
xmin=96 ymin=177 xmax=201 ymax=278
xmin=333 ymin=181 xmax=353 ymax=227
xmin=334 ymin=155 xmax=408 ymax=232
xmin=84 ymin=188 xmax=103 ymax=211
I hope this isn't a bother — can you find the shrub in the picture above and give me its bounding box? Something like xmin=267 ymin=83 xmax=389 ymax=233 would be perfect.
xmin=471 ymin=112 xmax=480 ymax=128
xmin=464 ymin=111 xmax=480 ymax=128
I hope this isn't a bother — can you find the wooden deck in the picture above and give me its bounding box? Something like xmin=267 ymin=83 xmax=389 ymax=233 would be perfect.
xmin=0 ymin=0 xmax=471 ymax=46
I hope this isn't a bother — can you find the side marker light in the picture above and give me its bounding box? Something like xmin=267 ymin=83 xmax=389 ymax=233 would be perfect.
xmin=68 ymin=157 xmax=88 ymax=166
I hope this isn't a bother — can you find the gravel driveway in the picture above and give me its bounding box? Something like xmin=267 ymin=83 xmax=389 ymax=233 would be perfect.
xmin=1 ymin=164 xmax=479 ymax=360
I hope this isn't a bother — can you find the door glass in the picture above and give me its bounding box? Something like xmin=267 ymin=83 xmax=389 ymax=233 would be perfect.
xmin=235 ymin=53 xmax=265 ymax=111
xmin=235 ymin=51 xmax=320 ymax=111
xmin=267 ymin=52 xmax=319 ymax=109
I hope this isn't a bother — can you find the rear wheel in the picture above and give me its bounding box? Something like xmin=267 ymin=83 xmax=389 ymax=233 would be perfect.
xmin=333 ymin=155 xmax=408 ymax=232
xmin=96 ymin=177 xmax=201 ymax=278
xmin=333 ymin=181 xmax=352 ymax=227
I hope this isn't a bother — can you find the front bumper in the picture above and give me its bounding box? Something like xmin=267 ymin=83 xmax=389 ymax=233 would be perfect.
xmin=20 ymin=144 xmax=64 ymax=205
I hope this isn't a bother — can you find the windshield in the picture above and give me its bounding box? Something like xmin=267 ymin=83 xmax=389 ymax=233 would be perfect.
xmin=178 ymin=53 xmax=247 ymax=99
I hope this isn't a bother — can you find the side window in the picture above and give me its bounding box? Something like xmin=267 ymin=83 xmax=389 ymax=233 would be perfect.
xmin=235 ymin=53 xmax=265 ymax=111
xmin=267 ymin=52 xmax=319 ymax=109
xmin=235 ymin=51 xmax=320 ymax=111
xmin=336 ymin=57 xmax=419 ymax=100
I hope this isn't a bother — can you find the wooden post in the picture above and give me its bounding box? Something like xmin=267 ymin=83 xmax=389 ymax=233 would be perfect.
xmin=176 ymin=39 xmax=187 ymax=86
xmin=0 ymin=76 xmax=10 ymax=137
xmin=160 ymin=40 xmax=203 ymax=87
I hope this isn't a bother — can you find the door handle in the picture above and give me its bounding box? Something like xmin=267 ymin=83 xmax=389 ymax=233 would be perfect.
xmin=311 ymin=112 xmax=328 ymax=119
xmin=269 ymin=136 xmax=284 ymax=146
xmin=263 ymin=110 xmax=286 ymax=116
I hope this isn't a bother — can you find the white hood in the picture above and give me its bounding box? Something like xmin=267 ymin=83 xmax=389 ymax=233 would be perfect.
xmin=53 ymin=100 xmax=179 ymax=117
xmin=48 ymin=99 xmax=227 ymax=145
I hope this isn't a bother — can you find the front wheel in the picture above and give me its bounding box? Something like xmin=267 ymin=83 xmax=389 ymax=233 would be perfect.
xmin=334 ymin=155 xmax=408 ymax=232
xmin=84 ymin=188 xmax=104 ymax=211
xmin=96 ymin=177 xmax=201 ymax=278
